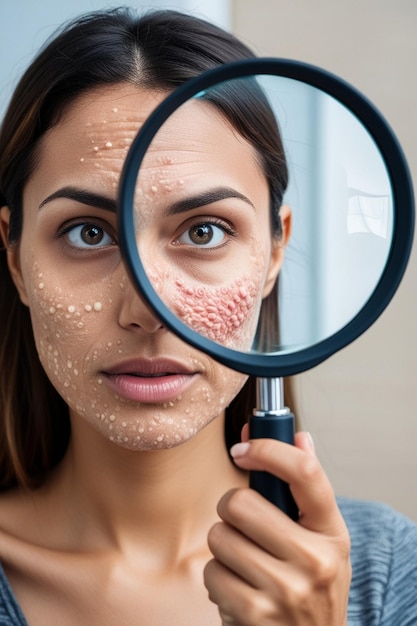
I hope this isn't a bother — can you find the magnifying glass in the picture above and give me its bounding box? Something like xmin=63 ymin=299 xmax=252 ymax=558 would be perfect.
xmin=118 ymin=59 xmax=414 ymax=520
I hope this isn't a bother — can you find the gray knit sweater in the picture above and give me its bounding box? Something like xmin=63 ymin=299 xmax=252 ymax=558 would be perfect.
xmin=0 ymin=498 xmax=416 ymax=625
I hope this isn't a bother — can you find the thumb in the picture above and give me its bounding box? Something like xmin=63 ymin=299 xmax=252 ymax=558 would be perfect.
xmin=294 ymin=431 xmax=316 ymax=454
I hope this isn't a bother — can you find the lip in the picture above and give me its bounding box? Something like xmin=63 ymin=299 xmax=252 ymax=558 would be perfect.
xmin=101 ymin=358 xmax=198 ymax=404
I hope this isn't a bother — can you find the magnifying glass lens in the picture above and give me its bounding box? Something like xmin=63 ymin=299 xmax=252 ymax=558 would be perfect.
xmin=129 ymin=72 xmax=393 ymax=362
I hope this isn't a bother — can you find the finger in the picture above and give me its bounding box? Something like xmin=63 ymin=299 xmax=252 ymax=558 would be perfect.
xmin=294 ymin=430 xmax=315 ymax=453
xmin=204 ymin=558 xmax=278 ymax=626
xmin=216 ymin=487 xmax=301 ymax=561
xmin=216 ymin=485 xmax=349 ymax=569
xmin=208 ymin=520 xmax=285 ymax=590
xmin=230 ymin=438 xmax=345 ymax=535
xmin=215 ymin=488 xmax=351 ymax=600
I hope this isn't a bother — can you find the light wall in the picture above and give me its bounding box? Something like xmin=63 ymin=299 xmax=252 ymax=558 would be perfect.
xmin=0 ymin=0 xmax=230 ymax=117
xmin=232 ymin=0 xmax=417 ymax=521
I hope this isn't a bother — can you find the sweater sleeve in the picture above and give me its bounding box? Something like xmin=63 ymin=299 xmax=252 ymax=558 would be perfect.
xmin=379 ymin=505 xmax=417 ymax=625
xmin=0 ymin=565 xmax=28 ymax=626
xmin=338 ymin=497 xmax=417 ymax=626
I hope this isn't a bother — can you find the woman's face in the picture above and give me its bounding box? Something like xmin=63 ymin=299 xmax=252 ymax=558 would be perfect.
xmin=4 ymin=84 xmax=289 ymax=450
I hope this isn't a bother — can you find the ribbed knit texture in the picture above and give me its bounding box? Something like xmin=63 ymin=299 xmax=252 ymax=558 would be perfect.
xmin=339 ymin=498 xmax=417 ymax=625
xmin=0 ymin=498 xmax=416 ymax=624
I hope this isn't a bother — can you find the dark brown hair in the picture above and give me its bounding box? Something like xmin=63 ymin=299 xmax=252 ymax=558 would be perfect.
xmin=0 ymin=7 xmax=292 ymax=489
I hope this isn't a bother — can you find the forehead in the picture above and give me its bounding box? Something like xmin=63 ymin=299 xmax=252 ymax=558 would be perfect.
xmin=41 ymin=84 xmax=164 ymax=169
xmin=28 ymin=83 xmax=268 ymax=208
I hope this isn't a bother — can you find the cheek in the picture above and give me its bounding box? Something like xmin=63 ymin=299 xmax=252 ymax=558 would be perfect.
xmin=24 ymin=259 xmax=113 ymax=390
xmin=172 ymin=276 xmax=261 ymax=349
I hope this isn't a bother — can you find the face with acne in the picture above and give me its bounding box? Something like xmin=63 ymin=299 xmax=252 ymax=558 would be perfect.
xmin=2 ymin=83 xmax=291 ymax=450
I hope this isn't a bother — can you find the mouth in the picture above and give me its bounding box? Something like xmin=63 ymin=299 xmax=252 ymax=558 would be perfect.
xmin=101 ymin=359 xmax=198 ymax=404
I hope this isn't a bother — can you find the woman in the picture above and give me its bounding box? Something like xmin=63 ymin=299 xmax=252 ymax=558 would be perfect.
xmin=0 ymin=8 xmax=415 ymax=625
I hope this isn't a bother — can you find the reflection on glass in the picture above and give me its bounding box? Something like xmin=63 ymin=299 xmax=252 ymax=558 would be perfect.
xmin=131 ymin=75 xmax=393 ymax=356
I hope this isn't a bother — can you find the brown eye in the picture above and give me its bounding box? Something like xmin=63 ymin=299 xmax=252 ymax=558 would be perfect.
xmin=65 ymin=222 xmax=114 ymax=248
xmin=189 ymin=223 xmax=214 ymax=245
xmin=81 ymin=224 xmax=104 ymax=245
xmin=177 ymin=222 xmax=229 ymax=248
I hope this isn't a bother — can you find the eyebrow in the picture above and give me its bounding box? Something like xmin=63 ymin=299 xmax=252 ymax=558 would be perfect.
xmin=38 ymin=185 xmax=255 ymax=215
xmin=38 ymin=187 xmax=116 ymax=212
xmin=165 ymin=187 xmax=255 ymax=216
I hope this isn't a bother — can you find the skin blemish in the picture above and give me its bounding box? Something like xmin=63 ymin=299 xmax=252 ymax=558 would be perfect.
xmin=105 ymin=141 xmax=113 ymax=148
xmin=85 ymin=304 xmax=92 ymax=312
xmin=173 ymin=277 xmax=259 ymax=349
xmin=93 ymin=302 xmax=102 ymax=312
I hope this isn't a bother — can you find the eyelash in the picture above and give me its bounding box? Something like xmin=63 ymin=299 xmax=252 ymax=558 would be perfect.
xmin=57 ymin=220 xmax=117 ymax=250
xmin=174 ymin=218 xmax=236 ymax=249
xmin=56 ymin=216 xmax=235 ymax=254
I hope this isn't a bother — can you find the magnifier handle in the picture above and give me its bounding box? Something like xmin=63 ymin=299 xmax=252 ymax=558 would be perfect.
xmin=249 ymin=412 xmax=299 ymax=520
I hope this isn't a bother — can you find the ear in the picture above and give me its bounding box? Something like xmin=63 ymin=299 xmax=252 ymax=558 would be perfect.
xmin=262 ymin=204 xmax=292 ymax=298
xmin=0 ymin=206 xmax=29 ymax=306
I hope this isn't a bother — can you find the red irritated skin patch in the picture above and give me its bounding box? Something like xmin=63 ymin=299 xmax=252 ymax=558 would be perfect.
xmin=173 ymin=277 xmax=259 ymax=349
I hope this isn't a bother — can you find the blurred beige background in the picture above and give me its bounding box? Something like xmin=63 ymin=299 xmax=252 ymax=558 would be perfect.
xmin=232 ymin=0 xmax=417 ymax=520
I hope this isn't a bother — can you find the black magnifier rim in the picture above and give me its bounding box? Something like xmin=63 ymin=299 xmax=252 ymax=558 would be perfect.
xmin=118 ymin=58 xmax=414 ymax=378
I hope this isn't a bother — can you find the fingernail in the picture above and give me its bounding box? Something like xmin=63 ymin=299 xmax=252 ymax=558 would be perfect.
xmin=305 ymin=431 xmax=315 ymax=451
xmin=230 ymin=442 xmax=251 ymax=458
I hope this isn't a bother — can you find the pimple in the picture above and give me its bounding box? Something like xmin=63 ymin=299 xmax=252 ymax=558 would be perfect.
xmin=67 ymin=305 xmax=76 ymax=313
xmin=85 ymin=304 xmax=92 ymax=312
xmin=39 ymin=282 xmax=45 ymax=289
xmin=93 ymin=302 xmax=102 ymax=311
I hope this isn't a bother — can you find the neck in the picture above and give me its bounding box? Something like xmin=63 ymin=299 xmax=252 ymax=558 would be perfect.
xmin=47 ymin=411 xmax=245 ymax=564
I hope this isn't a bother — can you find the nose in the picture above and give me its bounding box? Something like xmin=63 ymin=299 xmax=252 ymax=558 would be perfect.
xmin=117 ymin=275 xmax=164 ymax=334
